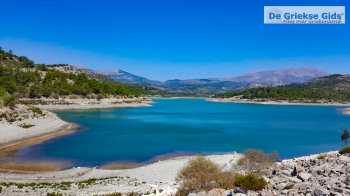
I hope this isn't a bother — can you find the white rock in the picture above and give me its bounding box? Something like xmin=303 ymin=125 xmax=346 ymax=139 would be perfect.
xmin=298 ymin=172 xmax=312 ymax=181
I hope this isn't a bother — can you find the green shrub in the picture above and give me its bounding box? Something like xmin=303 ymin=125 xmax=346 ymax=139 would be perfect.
xmin=339 ymin=146 xmax=350 ymax=155
xmin=29 ymin=106 xmax=44 ymax=116
xmin=77 ymin=178 xmax=97 ymax=188
xmin=234 ymin=173 xmax=267 ymax=191
xmin=3 ymin=95 xmax=16 ymax=107
xmin=47 ymin=192 xmax=63 ymax=196
xmin=101 ymin=193 xmax=122 ymax=196
xmin=19 ymin=123 xmax=35 ymax=129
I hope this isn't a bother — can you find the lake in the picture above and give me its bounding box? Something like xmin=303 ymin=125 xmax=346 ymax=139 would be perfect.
xmin=12 ymin=99 xmax=350 ymax=166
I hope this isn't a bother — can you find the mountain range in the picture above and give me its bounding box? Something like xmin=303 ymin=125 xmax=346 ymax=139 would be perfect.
xmin=104 ymin=68 xmax=327 ymax=95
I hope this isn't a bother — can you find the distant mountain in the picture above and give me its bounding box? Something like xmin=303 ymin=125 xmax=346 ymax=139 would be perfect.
xmin=225 ymin=68 xmax=327 ymax=87
xmin=217 ymin=74 xmax=350 ymax=102
xmin=105 ymin=69 xmax=163 ymax=87
xmin=161 ymin=68 xmax=327 ymax=95
xmin=99 ymin=67 xmax=328 ymax=95
xmin=162 ymin=79 xmax=246 ymax=95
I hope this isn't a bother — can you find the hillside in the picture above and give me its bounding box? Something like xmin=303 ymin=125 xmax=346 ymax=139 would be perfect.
xmin=106 ymin=69 xmax=163 ymax=87
xmin=216 ymin=74 xmax=350 ymax=103
xmin=0 ymin=48 xmax=145 ymax=106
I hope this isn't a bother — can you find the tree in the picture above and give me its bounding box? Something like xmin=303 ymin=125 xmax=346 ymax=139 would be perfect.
xmin=341 ymin=129 xmax=350 ymax=145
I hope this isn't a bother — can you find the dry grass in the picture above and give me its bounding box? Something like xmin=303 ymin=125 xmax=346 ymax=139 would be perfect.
xmin=237 ymin=149 xmax=277 ymax=174
xmin=176 ymin=156 xmax=235 ymax=196
xmin=317 ymin=153 xmax=327 ymax=160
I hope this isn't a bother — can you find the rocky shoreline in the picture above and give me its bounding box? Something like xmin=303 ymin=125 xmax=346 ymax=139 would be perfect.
xmin=21 ymin=97 xmax=153 ymax=111
xmin=182 ymin=151 xmax=350 ymax=196
xmin=0 ymin=151 xmax=349 ymax=195
xmin=0 ymin=105 xmax=73 ymax=147
xmin=207 ymin=97 xmax=350 ymax=107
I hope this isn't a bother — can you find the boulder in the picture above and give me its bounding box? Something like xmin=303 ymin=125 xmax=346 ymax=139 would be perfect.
xmin=207 ymin=188 xmax=226 ymax=196
xmin=298 ymin=172 xmax=312 ymax=181
xmin=313 ymin=187 xmax=329 ymax=196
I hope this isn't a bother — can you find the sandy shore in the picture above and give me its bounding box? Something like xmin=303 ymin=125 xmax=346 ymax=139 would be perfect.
xmin=0 ymin=110 xmax=75 ymax=150
xmin=207 ymin=98 xmax=350 ymax=107
xmin=0 ymin=153 xmax=241 ymax=195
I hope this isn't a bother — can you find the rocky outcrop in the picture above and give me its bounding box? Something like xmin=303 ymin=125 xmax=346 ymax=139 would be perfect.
xmin=189 ymin=152 xmax=350 ymax=196
xmin=264 ymin=152 xmax=350 ymax=195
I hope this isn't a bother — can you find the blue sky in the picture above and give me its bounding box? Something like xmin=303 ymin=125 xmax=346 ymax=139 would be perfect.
xmin=0 ymin=0 xmax=349 ymax=80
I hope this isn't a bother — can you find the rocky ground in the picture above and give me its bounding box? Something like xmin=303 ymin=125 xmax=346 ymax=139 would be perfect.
xmin=0 ymin=154 xmax=239 ymax=196
xmin=0 ymin=152 xmax=349 ymax=195
xmin=264 ymin=152 xmax=350 ymax=196
xmin=0 ymin=105 xmax=71 ymax=145
xmin=188 ymin=152 xmax=350 ymax=196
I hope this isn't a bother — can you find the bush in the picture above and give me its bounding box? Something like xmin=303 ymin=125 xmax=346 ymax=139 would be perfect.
xmin=234 ymin=173 xmax=267 ymax=191
xmin=2 ymin=95 xmax=16 ymax=108
xmin=317 ymin=154 xmax=327 ymax=160
xmin=29 ymin=106 xmax=44 ymax=116
xmin=101 ymin=193 xmax=122 ymax=196
xmin=19 ymin=123 xmax=34 ymax=129
xmin=237 ymin=149 xmax=277 ymax=173
xmin=176 ymin=156 xmax=236 ymax=196
xmin=339 ymin=146 xmax=350 ymax=155
xmin=47 ymin=192 xmax=63 ymax=196
xmin=213 ymin=171 xmax=236 ymax=190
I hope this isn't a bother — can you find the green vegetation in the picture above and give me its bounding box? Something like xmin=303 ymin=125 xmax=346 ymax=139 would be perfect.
xmin=0 ymin=181 xmax=72 ymax=191
xmin=234 ymin=173 xmax=267 ymax=191
xmin=99 ymin=193 xmax=140 ymax=196
xmin=77 ymin=178 xmax=98 ymax=189
xmin=237 ymin=149 xmax=277 ymax=174
xmin=176 ymin=156 xmax=236 ymax=196
xmin=0 ymin=87 xmax=16 ymax=107
xmin=28 ymin=106 xmax=44 ymax=116
xmin=47 ymin=192 xmax=63 ymax=196
xmin=100 ymin=193 xmax=123 ymax=196
xmin=19 ymin=123 xmax=35 ymax=128
xmin=339 ymin=146 xmax=350 ymax=155
xmin=0 ymin=47 xmax=145 ymax=105
xmin=176 ymin=154 xmax=270 ymax=195
xmin=216 ymin=74 xmax=350 ymax=102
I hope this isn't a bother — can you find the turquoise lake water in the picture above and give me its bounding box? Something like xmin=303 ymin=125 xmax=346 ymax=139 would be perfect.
xmin=13 ymin=99 xmax=350 ymax=166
